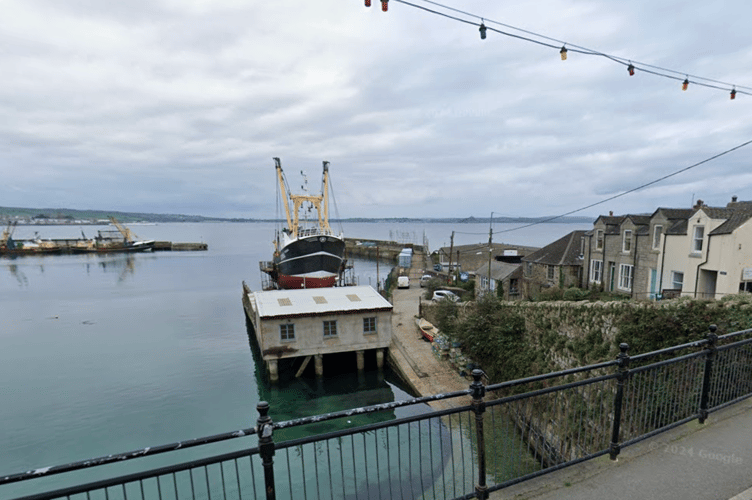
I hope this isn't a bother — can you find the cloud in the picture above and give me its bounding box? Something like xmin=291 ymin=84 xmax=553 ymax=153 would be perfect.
xmin=1 ymin=0 xmax=751 ymax=219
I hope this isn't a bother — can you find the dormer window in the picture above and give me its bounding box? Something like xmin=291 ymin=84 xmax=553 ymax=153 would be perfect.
xmin=622 ymin=230 xmax=632 ymax=252
xmin=652 ymin=225 xmax=663 ymax=250
xmin=595 ymin=230 xmax=604 ymax=250
xmin=692 ymin=226 xmax=704 ymax=253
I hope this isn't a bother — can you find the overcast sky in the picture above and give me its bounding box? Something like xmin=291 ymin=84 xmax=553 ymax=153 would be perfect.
xmin=2 ymin=0 xmax=751 ymax=219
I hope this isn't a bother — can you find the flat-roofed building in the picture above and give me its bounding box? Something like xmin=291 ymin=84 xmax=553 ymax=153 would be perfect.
xmin=243 ymin=284 xmax=393 ymax=381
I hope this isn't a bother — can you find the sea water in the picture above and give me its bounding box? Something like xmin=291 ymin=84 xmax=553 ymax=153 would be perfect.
xmin=0 ymin=221 xmax=588 ymax=497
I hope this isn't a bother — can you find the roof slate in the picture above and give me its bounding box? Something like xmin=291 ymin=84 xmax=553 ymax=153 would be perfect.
xmin=522 ymin=230 xmax=586 ymax=266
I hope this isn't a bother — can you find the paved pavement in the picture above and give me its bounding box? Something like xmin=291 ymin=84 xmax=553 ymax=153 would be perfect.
xmin=496 ymin=397 xmax=752 ymax=500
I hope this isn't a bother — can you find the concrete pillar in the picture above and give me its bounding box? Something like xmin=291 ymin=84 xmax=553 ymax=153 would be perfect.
xmin=267 ymin=359 xmax=279 ymax=383
xmin=356 ymin=350 xmax=365 ymax=372
xmin=376 ymin=348 xmax=384 ymax=370
xmin=315 ymin=354 xmax=324 ymax=377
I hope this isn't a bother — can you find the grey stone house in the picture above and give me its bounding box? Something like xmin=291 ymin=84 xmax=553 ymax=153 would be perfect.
xmin=474 ymin=260 xmax=523 ymax=300
xmin=521 ymin=230 xmax=587 ymax=299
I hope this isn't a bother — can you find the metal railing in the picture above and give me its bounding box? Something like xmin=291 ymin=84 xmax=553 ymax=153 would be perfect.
xmin=3 ymin=324 xmax=752 ymax=500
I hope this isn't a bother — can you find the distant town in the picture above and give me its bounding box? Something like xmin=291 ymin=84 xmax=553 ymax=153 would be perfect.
xmin=0 ymin=206 xmax=595 ymax=225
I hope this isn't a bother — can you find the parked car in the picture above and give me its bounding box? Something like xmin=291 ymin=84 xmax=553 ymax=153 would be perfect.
xmin=419 ymin=275 xmax=433 ymax=287
xmin=397 ymin=276 xmax=409 ymax=289
xmin=432 ymin=290 xmax=459 ymax=302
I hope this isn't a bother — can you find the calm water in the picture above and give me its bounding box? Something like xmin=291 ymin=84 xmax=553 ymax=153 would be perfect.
xmin=0 ymin=221 xmax=587 ymax=496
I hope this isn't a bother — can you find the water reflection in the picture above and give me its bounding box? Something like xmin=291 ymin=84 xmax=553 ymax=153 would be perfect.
xmin=7 ymin=264 xmax=29 ymax=287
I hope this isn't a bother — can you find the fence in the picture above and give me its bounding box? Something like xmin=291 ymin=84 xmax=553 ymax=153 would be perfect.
xmin=3 ymin=324 xmax=752 ymax=500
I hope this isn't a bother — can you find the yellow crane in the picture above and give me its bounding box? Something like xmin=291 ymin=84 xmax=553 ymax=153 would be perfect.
xmin=108 ymin=217 xmax=138 ymax=243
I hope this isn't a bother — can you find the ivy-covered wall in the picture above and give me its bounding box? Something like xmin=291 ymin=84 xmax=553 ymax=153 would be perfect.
xmin=425 ymin=294 xmax=752 ymax=382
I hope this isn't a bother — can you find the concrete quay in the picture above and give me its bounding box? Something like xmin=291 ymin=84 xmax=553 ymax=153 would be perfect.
xmin=387 ymin=248 xmax=472 ymax=411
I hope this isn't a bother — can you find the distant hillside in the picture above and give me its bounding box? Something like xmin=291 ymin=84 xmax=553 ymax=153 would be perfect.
xmin=0 ymin=206 xmax=595 ymax=225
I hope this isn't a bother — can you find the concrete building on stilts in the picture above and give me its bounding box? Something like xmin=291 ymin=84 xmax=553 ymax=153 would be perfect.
xmin=242 ymin=283 xmax=393 ymax=382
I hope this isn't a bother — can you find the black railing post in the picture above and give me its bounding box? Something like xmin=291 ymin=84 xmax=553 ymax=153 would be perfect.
xmin=470 ymin=368 xmax=488 ymax=500
xmin=257 ymin=401 xmax=276 ymax=500
xmin=699 ymin=324 xmax=718 ymax=424
xmin=609 ymin=343 xmax=630 ymax=460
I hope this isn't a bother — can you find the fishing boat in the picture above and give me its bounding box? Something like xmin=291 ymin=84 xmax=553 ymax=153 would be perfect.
xmin=266 ymin=157 xmax=346 ymax=289
xmin=74 ymin=217 xmax=155 ymax=253
xmin=1 ymin=222 xmax=62 ymax=256
xmin=416 ymin=318 xmax=439 ymax=342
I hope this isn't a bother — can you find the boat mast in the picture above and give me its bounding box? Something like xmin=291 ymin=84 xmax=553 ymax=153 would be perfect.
xmin=274 ymin=158 xmax=294 ymax=236
xmin=274 ymin=158 xmax=333 ymax=239
xmin=321 ymin=161 xmax=332 ymax=235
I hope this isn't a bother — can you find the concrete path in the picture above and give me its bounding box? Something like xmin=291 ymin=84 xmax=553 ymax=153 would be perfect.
xmin=388 ymin=250 xmax=473 ymax=411
xmin=497 ymin=397 xmax=752 ymax=500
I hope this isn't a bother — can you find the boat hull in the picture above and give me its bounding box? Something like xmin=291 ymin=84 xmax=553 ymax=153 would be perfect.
xmin=73 ymin=240 xmax=156 ymax=254
xmin=275 ymin=235 xmax=345 ymax=289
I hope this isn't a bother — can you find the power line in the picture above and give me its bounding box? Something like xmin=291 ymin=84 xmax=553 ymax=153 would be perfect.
xmin=379 ymin=0 xmax=751 ymax=97
xmin=494 ymin=138 xmax=752 ymax=234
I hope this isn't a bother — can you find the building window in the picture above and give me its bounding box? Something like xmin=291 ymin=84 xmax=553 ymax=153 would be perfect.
xmin=363 ymin=317 xmax=377 ymax=335
xmin=526 ymin=262 xmax=533 ymax=276
xmin=323 ymin=320 xmax=337 ymax=338
xmin=672 ymin=271 xmax=684 ymax=290
xmin=652 ymin=225 xmax=663 ymax=250
xmin=590 ymin=260 xmax=603 ymax=283
xmin=547 ymin=265 xmax=555 ymax=281
xmin=618 ymin=264 xmax=633 ymax=291
xmin=692 ymin=226 xmax=704 ymax=253
xmin=280 ymin=323 xmax=295 ymax=341
xmin=622 ymin=230 xmax=632 ymax=253
xmin=596 ymin=230 xmax=604 ymax=250
xmin=509 ymin=279 xmax=519 ymax=294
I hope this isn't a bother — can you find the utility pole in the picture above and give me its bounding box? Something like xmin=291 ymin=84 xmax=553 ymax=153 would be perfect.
xmin=448 ymin=231 xmax=454 ymax=285
xmin=488 ymin=212 xmax=493 ymax=293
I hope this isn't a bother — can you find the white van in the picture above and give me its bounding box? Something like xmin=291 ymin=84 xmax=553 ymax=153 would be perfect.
xmin=397 ymin=276 xmax=410 ymax=289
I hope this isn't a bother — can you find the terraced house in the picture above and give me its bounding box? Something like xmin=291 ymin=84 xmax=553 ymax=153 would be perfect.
xmin=583 ymin=197 xmax=752 ymax=300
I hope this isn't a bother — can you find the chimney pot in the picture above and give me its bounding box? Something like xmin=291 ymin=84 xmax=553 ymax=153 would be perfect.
xmin=732 ymin=195 xmax=738 ymax=203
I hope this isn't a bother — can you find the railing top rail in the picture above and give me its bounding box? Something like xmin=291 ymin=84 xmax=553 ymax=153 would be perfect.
xmin=630 ymin=338 xmax=709 ymax=363
xmin=273 ymin=388 xmax=471 ymax=430
xmin=486 ymin=359 xmax=617 ymax=392
xmin=0 ymin=426 xmax=257 ymax=487
xmin=718 ymin=326 xmax=752 ymax=341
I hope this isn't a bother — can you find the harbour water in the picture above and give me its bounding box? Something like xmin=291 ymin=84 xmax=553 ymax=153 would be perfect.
xmin=0 ymin=220 xmax=589 ymax=497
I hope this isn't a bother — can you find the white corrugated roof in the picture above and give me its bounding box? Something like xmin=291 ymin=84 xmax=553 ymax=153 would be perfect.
xmin=251 ymin=285 xmax=393 ymax=318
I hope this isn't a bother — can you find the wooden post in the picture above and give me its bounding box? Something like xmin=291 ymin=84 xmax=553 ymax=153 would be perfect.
xmin=315 ymin=354 xmax=324 ymax=377
xmin=356 ymin=350 xmax=365 ymax=372
xmin=267 ymin=359 xmax=279 ymax=383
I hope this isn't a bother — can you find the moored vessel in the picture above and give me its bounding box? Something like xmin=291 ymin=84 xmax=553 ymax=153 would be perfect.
xmin=265 ymin=158 xmax=346 ymax=289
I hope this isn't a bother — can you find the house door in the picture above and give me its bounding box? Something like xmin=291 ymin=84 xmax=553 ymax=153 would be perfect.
xmin=609 ymin=262 xmax=616 ymax=291
xmin=698 ymin=270 xmax=717 ymax=299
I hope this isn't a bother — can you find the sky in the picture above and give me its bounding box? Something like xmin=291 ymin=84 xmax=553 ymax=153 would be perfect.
xmin=1 ymin=0 xmax=751 ymax=220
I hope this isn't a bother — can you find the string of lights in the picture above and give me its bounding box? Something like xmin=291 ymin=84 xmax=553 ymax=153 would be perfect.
xmin=364 ymin=0 xmax=750 ymax=98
